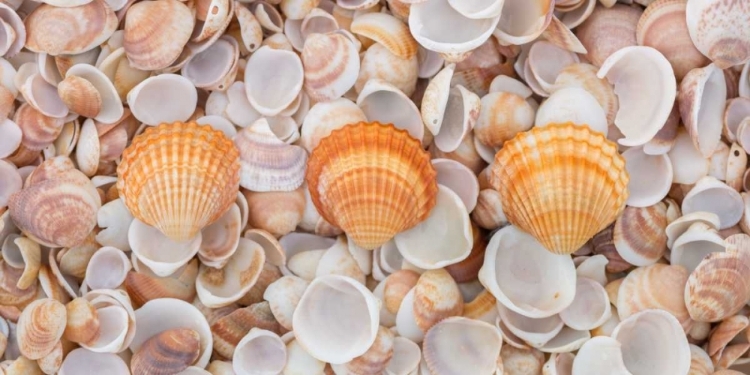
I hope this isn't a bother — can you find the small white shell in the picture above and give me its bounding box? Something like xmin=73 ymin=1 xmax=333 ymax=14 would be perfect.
xmin=127 ymin=74 xmax=197 ymax=126
xmin=244 ymin=46 xmax=303 ymax=116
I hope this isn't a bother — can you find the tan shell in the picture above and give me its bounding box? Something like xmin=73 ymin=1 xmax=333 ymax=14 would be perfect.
xmin=617 ymin=264 xmax=693 ymax=330
xmin=123 ymin=0 xmax=195 ymax=71
xmin=8 ymin=156 xmax=101 ymax=248
xmin=413 ymin=269 xmax=464 ymax=332
xmin=351 ymin=12 xmax=417 ymax=59
xmin=685 ymin=234 xmax=750 ymax=322
xmin=592 ymin=225 xmax=633 ymax=273
xmin=16 ymin=298 xmax=66 ymax=360
xmin=302 ymin=32 xmax=359 ymax=102
xmin=211 ymin=301 xmax=283 ymax=359
xmin=685 ymin=0 xmax=750 ymax=69
xmin=63 ymin=297 xmax=99 ymax=346
xmin=14 ymin=103 xmax=64 ymax=151
xmin=575 ymin=4 xmax=641 ymax=67
xmin=475 ymin=91 xmax=535 ymax=148
xmin=130 ymin=328 xmax=201 ymax=375
xmin=117 ymin=121 xmax=240 ymax=242
xmin=123 ymin=259 xmax=198 ymax=308
xmin=24 ymin=0 xmax=117 ymax=55
xmin=383 ymin=270 xmax=420 ymax=315
xmin=57 ymin=75 xmax=101 ymax=119
xmin=333 ymin=326 xmax=395 ymax=375
xmin=613 ymin=203 xmax=668 ymax=266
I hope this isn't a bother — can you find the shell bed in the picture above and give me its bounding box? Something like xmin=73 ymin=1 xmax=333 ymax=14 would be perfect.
xmin=0 ymin=0 xmax=748 ymax=374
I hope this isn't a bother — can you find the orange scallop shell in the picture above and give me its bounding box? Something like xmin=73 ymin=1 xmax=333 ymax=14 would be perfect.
xmin=491 ymin=123 xmax=629 ymax=254
xmin=306 ymin=121 xmax=438 ymax=249
xmin=117 ymin=121 xmax=240 ymax=242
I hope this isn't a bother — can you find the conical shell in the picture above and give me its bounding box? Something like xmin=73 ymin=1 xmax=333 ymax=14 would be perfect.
xmin=16 ymin=298 xmax=66 ymax=360
xmin=130 ymin=328 xmax=201 ymax=375
xmin=490 ymin=122 xmax=629 ymax=254
xmin=116 ymin=121 xmax=241 ymax=242
xmin=306 ymin=122 xmax=438 ymax=250
xmin=24 ymin=0 xmax=117 ymax=56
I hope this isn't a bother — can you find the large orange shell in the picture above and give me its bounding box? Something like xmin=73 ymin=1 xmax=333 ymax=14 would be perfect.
xmin=306 ymin=122 xmax=438 ymax=250
xmin=491 ymin=123 xmax=629 ymax=254
xmin=117 ymin=121 xmax=240 ymax=242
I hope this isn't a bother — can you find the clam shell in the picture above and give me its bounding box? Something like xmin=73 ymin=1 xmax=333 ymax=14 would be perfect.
xmin=490 ymin=123 xmax=629 ymax=255
xmin=244 ymin=46 xmax=303 ymax=117
xmin=123 ymin=259 xmax=198 ymax=308
xmin=84 ymin=246 xmax=130 ymax=290
xmin=244 ymin=188 xmax=305 ymax=237
xmin=0 ymin=119 xmax=21 ymax=159
xmin=617 ymin=264 xmax=693 ymax=330
xmin=233 ymin=328 xmax=287 ymax=375
xmin=550 ymin=63 xmax=619 ymax=127
xmin=302 ymin=32 xmax=359 ymax=102
xmin=678 ymin=63 xmax=727 ymax=157
xmin=282 ymin=337 xmax=326 ymax=375
xmin=352 ymin=12 xmax=417 ymax=59
xmin=685 ymin=0 xmax=750 ymax=69
xmin=613 ymin=203 xmax=668 ymax=266
xmin=235 ymin=118 xmax=307 ymax=192
xmin=636 ymin=0 xmax=710 ymax=81
xmin=63 ymin=298 xmax=100 ymax=346
xmin=130 ymin=328 xmax=200 ymax=375
xmin=356 ymin=42 xmax=418 ymax=97
xmin=306 ymin=121 xmax=437 ymax=250
xmin=500 ymin=345 xmax=544 ymax=373
xmin=474 ymin=92 xmax=534 ymax=148
xmin=412 ymin=269 xmax=463 ymax=332
xmin=127 ymin=74 xmax=198 ymax=126
xmin=689 ymin=345 xmax=715 ymax=375
xmin=196 ymin=237 xmax=266 ymax=308
xmin=8 ymin=156 xmax=100 ymax=248
xmin=559 ymin=277 xmax=611 ymax=331
xmin=57 ymin=75 xmax=100 ymax=119
xmin=299 ymin=98 xmax=367 ymax=153
xmin=621 ymin=146 xmax=672 ymax=206
xmin=571 ymin=336 xmax=630 ymax=375
xmin=181 ymin=36 xmax=239 ymax=91
xmin=16 ymin=299 xmax=66 ymax=360
xmin=332 ymin=326 xmax=394 ymax=375
xmin=668 ymin=127 xmax=710 ymax=184
xmin=14 ymin=103 xmax=64 ymax=151
xmin=123 ymin=0 xmax=194 ymax=70
xmin=263 ymin=275 xmax=307 ymax=331
xmin=597 ymin=46 xmax=677 ymax=146
xmin=60 ymin=348 xmax=128 ymax=375
xmin=493 ymin=0 xmax=552 ymax=46
xmin=410 ymin=0 xmax=498 ymax=55
xmin=681 ymin=176 xmax=743 ymax=229
xmin=96 ymin=198 xmax=133 ymax=251
xmin=535 ymin=87 xmax=608 ymax=136
xmin=496 ymin=303 xmax=563 ymax=348
xmin=210 ymin=301 xmax=282 ymax=359
xmin=197 ymin=204 xmax=241 ymax=268
xmin=117 ymin=121 xmax=240 ymax=242
xmin=1 ymin=236 xmax=40 ymax=290
xmin=0 ymin=4 xmax=23 ymax=58
xmin=24 ymin=0 xmax=117 ymax=56
xmin=685 ymin=235 xmax=750 ymax=322
xmin=575 ymin=4 xmax=641 ymax=67
xmin=357 ymin=79 xmax=424 ymax=142
xmin=422 ymin=317 xmax=502 ymax=375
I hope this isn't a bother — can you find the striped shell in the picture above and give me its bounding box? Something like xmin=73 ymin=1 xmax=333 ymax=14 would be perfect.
xmin=117 ymin=121 xmax=240 ymax=242
xmin=613 ymin=203 xmax=668 ymax=266
xmin=301 ymin=32 xmax=359 ymax=102
xmin=306 ymin=121 xmax=438 ymax=249
xmin=17 ymin=298 xmax=67 ymax=360
xmin=490 ymin=123 xmax=629 ymax=255
xmin=130 ymin=328 xmax=201 ymax=375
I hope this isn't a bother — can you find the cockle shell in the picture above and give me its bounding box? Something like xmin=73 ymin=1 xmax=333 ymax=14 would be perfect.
xmin=422 ymin=317 xmax=502 ymax=375
xmin=65 ymin=63 xmax=123 ymax=124
xmin=617 ymin=264 xmax=692 ymax=330
xmin=57 ymin=76 xmax=100 ymax=119
xmin=306 ymin=122 xmax=438 ymax=250
xmin=24 ymin=0 xmax=117 ymax=56
xmin=474 ymin=91 xmax=535 ymax=148
xmin=685 ymin=0 xmax=750 ymax=69
xmin=123 ymin=259 xmax=198 ymax=308
xmin=685 ymin=235 xmax=750 ymax=322
xmin=8 ymin=156 xmax=100 ymax=248
xmin=301 ymin=32 xmax=359 ymax=102
xmin=575 ymin=4 xmax=641 ymax=67
xmin=117 ymin=121 xmax=240 ymax=242
xmin=613 ymin=203 xmax=668 ymax=266
xmin=130 ymin=328 xmax=200 ymax=375
xmin=299 ymin=98 xmax=367 ymax=153
xmin=123 ymin=0 xmax=194 ymax=70
xmin=14 ymin=103 xmax=64 ymax=151
xmin=490 ymin=123 xmax=629 ymax=255
xmin=16 ymin=298 xmax=66 ymax=360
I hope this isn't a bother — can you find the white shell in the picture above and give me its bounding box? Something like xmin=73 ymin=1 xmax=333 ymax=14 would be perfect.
xmin=128 ymin=219 xmax=202 ymax=277
xmin=681 ymin=176 xmax=744 ymax=229
xmin=127 ymin=74 xmax=197 ymax=126
xmin=621 ymin=146 xmax=673 ymax=207
xmin=244 ymin=46 xmax=303 ymax=116
xmin=408 ymin=0 xmax=500 ymax=55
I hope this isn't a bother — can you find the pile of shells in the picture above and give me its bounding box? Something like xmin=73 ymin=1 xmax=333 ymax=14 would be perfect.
xmin=0 ymin=0 xmax=749 ymax=374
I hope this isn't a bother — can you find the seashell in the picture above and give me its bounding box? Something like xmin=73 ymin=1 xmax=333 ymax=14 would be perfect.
xmin=678 ymin=63 xmax=727 ymax=157
xmin=471 ymin=189 xmax=507 ymax=231
xmin=500 ymin=346 xmax=544 ymax=374
xmin=613 ymin=203 xmax=668 ymax=266
xmin=668 ymin=127 xmax=710 ymax=184
xmin=196 ymin=238 xmax=266 ymax=308
xmin=422 ymin=317 xmax=501 ymax=375
xmin=559 ymin=277 xmax=611 ymax=331
xmin=95 ymin=198 xmax=133 ymax=251
xmin=84 ymin=246 xmax=130 ymax=291
xmin=127 ymin=74 xmax=198 ymax=126
xmin=249 ymin=1 xmax=283 ymax=34
xmin=63 ymin=298 xmax=100 ymax=346
xmin=130 ymin=298 xmax=211 ymax=368
xmin=357 ymin=42 xmax=418 ymax=97
xmin=681 ymin=176 xmax=743 ymax=229
xmin=724 ymin=98 xmax=750 ymax=142
xmin=128 ymin=218 xmax=202 ymax=278
xmin=474 ymin=92 xmax=534 ymax=148
xmin=181 ymin=36 xmax=239 ymax=92
xmin=210 ymin=301 xmax=282 ymax=359
xmin=117 ymin=121 xmax=240 ymax=242
xmin=280 ymin=0 xmax=319 ymax=19
xmin=571 ymin=336 xmax=630 ymax=375
xmin=541 ymin=15 xmax=587 ymax=54
xmin=591 ymin=224 xmax=632 ymax=273
xmin=198 ymin=204 xmax=241 ymax=268
xmin=122 ymin=0 xmax=193 ymax=70
xmin=478 ymin=225 xmax=576 ymax=318
xmin=57 ymin=76 xmax=100 ymax=119
xmin=689 ymin=344 xmax=715 ymax=375
xmin=331 ymin=326 xmax=394 ymax=375
xmin=357 ymin=79 xmax=424 ymax=141
xmin=25 ymin=0 xmax=116 ymax=56
xmin=282 ymin=337 xmax=326 ymax=375
xmin=351 ymin=12 xmax=416 ymax=59
xmin=299 ymin=8 xmax=338 ymax=41
xmin=19 ymin=73 xmax=68 ymax=119
xmin=299 ymin=98 xmax=367 ymax=152
xmin=301 ymin=32 xmax=358 ymax=102
xmin=235 ymin=4 xmax=263 ymax=53
xmin=59 ymin=348 xmax=129 ymax=375
xmin=636 ymin=0 xmax=710 ymax=81
xmin=0 ymin=163 xmax=20 ymax=211
xmin=244 ymin=46 xmax=303 ymax=117
xmin=411 ymin=269 xmax=463 ymax=333
xmin=741 ymin=62 xmax=749 ymax=98
xmin=16 ymin=299 xmax=66 ymax=360
xmin=574 ymin=4 xmax=641 ymax=67
xmin=535 ymin=87 xmax=608 ymax=136
xmin=243 ymin=188 xmax=304 ymax=237
xmin=421 ymin=63 xmax=454 ymax=135
xmin=685 ymin=0 xmax=750 ymax=69
xmin=8 ymin=156 xmax=100 ymax=248
xmin=97 ymin=47 xmax=149 ymax=102
xmin=490 ymin=123 xmax=629 ymax=254
xmin=262 ymin=275 xmax=307 ymax=331
xmin=667 ymin=210 xmax=721 ymax=249
xmin=496 ymin=303 xmax=563 ymax=348
xmin=526 ymin=41 xmax=581 ymax=96
xmin=432 ymin=158 xmax=478 ymax=213
xmin=393 ymin=185 xmax=472 ymax=269
xmin=130 ymin=328 xmax=200 ymax=375
xmin=0 ymin=4 xmax=23 ymax=58
xmin=37 ymin=340 xmax=63 ymax=374
xmin=306 ymin=121 xmax=437 ymax=250
xmin=493 ymin=0 xmax=553 ymax=46
xmin=14 ymin=103 xmax=64 ymax=152
xmin=1 ymin=235 xmax=40 ymax=290
xmin=292 ymin=275 xmax=380 ymax=364
xmin=543 ymin=352 xmax=574 ymax=375
xmin=382 ymin=270 xmax=419 ymax=316
xmin=707 ymin=314 xmax=748 ymax=358
xmin=408 ymin=0 xmax=498 ymax=55
xmin=620 ymin=146 xmax=672 ymax=207
xmin=597 ymin=46 xmax=677 ymax=146
xmin=611 ymin=309 xmax=691 ymax=375
xmin=124 ymin=259 xmax=198 ymax=308
xmin=232 ymin=328 xmax=287 ymax=375
xmin=685 ymin=236 xmax=750 ymax=322
xmin=617 ymin=264 xmax=692 ymax=330
xmin=431 ymin=85 xmax=480 ymax=153
xmin=0 ymin=119 xmax=21 ymax=159
xmin=575 ymin=254 xmax=609 ymax=286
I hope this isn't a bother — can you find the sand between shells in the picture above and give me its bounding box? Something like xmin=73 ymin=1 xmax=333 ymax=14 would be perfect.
xmin=0 ymin=0 xmax=749 ymax=374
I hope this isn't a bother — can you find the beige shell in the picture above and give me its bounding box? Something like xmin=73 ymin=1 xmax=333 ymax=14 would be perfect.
xmin=130 ymin=328 xmax=201 ymax=375
xmin=123 ymin=259 xmax=198 ymax=308
xmin=423 ymin=317 xmax=502 ymax=375
xmin=57 ymin=75 xmax=101 ymax=119
xmin=210 ymin=301 xmax=282 ymax=359
xmin=16 ymin=298 xmax=66 ymax=360
xmin=474 ymin=91 xmax=535 ymax=148
xmin=413 ymin=269 xmax=464 ymax=332
xmin=332 ymin=326 xmax=394 ymax=375
xmin=613 ymin=203 xmax=668 ymax=266
xmin=123 ymin=0 xmax=195 ymax=71
xmin=617 ymin=264 xmax=693 ymax=330
xmin=351 ymin=12 xmax=417 ymax=59
xmin=575 ymin=4 xmax=641 ymax=67
xmin=685 ymin=234 xmax=750 ymax=322
xmin=117 ymin=121 xmax=240 ymax=242
xmin=24 ymin=0 xmax=117 ymax=56
xmin=14 ymin=103 xmax=64 ymax=151
xmin=685 ymin=0 xmax=750 ymax=69
xmin=8 ymin=156 xmax=101 ymax=248
xmin=302 ymin=32 xmax=359 ymax=102
xmin=63 ymin=297 xmax=99 ymax=346
xmin=491 ymin=123 xmax=629 ymax=254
